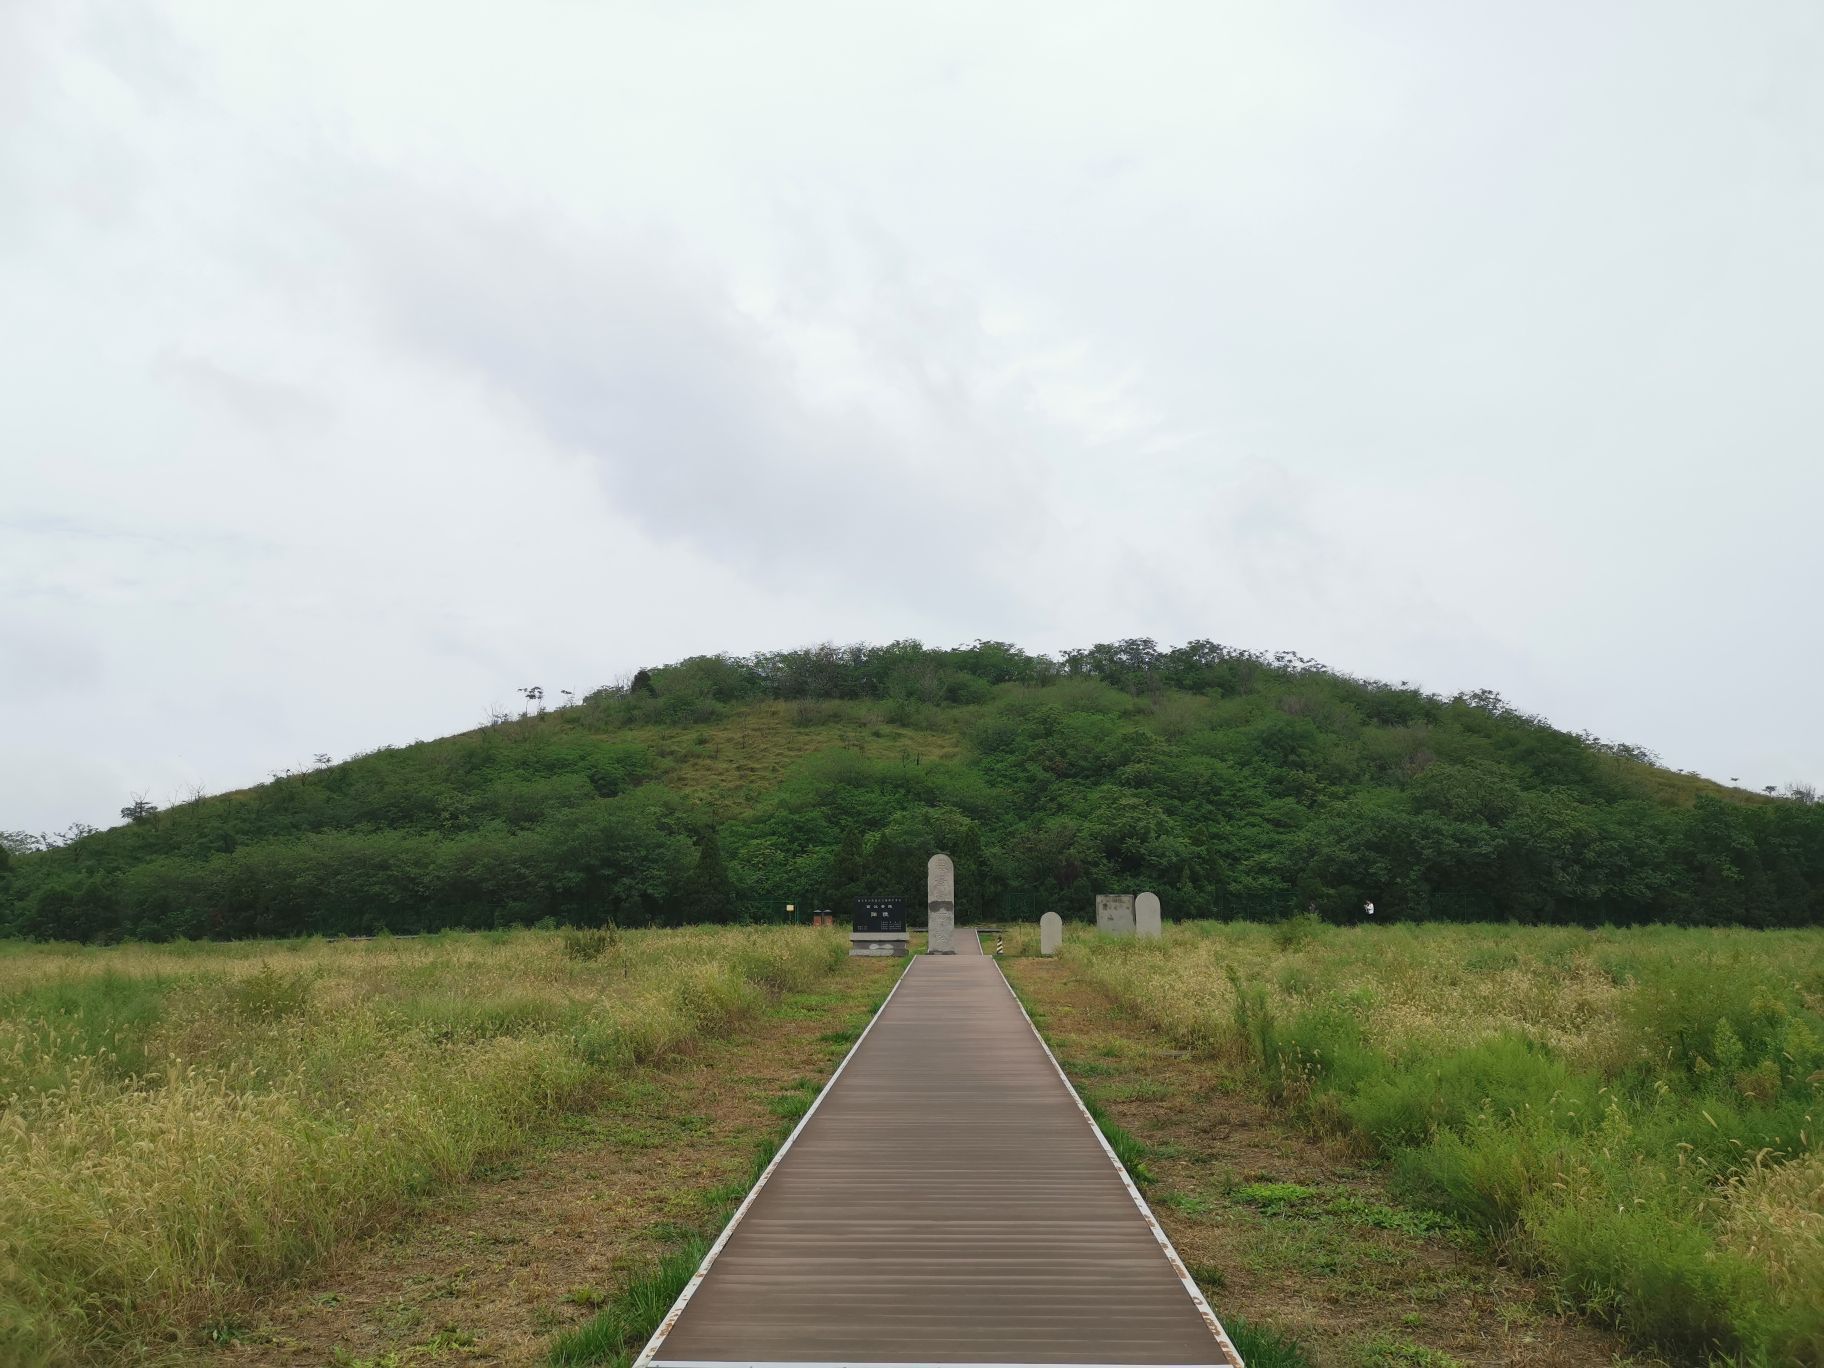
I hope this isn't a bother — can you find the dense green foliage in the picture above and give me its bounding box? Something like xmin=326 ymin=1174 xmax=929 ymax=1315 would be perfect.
xmin=4 ymin=640 xmax=1821 ymax=941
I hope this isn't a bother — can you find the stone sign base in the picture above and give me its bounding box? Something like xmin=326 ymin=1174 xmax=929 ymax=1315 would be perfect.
xmin=850 ymin=932 xmax=909 ymax=957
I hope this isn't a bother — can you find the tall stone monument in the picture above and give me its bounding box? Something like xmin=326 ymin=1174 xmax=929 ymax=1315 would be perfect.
xmin=927 ymin=853 xmax=956 ymax=954
xmin=1095 ymin=893 xmax=1136 ymax=937
xmin=1039 ymin=911 xmax=1063 ymax=956
xmin=1135 ymin=890 xmax=1162 ymax=939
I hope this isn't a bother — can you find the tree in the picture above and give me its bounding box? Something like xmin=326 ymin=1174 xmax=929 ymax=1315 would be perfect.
xmin=680 ymin=827 xmax=735 ymax=924
xmin=120 ymin=796 xmax=159 ymax=823
xmin=826 ymin=828 xmax=867 ymax=919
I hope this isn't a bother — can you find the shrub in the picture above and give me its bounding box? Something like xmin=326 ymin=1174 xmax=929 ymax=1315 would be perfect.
xmin=1343 ymin=1035 xmax=1575 ymax=1148
xmin=1530 ymin=1190 xmax=1769 ymax=1357
xmin=1394 ymin=1119 xmax=1555 ymax=1232
xmin=1272 ymin=912 xmax=1323 ymax=951
xmin=224 ymin=963 xmax=312 ymax=1020
xmin=561 ymin=926 xmax=616 ymax=962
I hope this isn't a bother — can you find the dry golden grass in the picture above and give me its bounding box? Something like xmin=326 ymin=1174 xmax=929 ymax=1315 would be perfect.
xmin=619 ymin=701 xmax=961 ymax=813
xmin=1604 ymin=755 xmax=1772 ymax=808
xmin=1066 ymin=921 xmax=1644 ymax=1070
xmin=1721 ymin=1149 xmax=1824 ymax=1322
xmin=0 ymin=927 xmax=844 ymax=1367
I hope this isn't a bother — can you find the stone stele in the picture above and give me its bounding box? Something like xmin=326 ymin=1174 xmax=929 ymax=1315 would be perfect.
xmin=1094 ymin=893 xmax=1136 ymax=937
xmin=1135 ymin=891 xmax=1162 ymax=939
xmin=927 ymin=852 xmax=956 ymax=954
xmin=1039 ymin=911 xmax=1063 ymax=956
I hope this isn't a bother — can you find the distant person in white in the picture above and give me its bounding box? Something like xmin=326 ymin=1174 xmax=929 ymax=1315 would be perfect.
xmin=1363 ymin=899 xmax=1375 ymax=918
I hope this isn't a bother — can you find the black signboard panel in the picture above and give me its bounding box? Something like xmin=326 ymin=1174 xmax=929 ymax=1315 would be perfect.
xmin=852 ymin=896 xmax=907 ymax=934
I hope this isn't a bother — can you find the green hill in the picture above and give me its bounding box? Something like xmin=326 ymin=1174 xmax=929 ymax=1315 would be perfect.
xmin=4 ymin=639 xmax=1820 ymax=941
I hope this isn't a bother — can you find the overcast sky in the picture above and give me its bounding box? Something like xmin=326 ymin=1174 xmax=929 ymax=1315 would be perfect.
xmin=4 ymin=1 xmax=1821 ymax=834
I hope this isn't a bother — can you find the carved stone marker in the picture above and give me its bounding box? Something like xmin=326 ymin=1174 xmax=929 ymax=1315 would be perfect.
xmin=1039 ymin=911 xmax=1063 ymax=956
xmin=1135 ymin=891 xmax=1162 ymax=939
xmin=927 ymin=853 xmax=956 ymax=954
xmin=1095 ymin=893 xmax=1135 ymax=937
xmin=850 ymin=896 xmax=908 ymax=956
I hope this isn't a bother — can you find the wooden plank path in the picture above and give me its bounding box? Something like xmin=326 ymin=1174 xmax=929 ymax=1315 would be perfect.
xmin=638 ymin=931 xmax=1242 ymax=1368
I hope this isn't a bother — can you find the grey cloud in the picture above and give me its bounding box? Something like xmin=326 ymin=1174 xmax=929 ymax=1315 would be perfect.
xmin=0 ymin=618 xmax=105 ymax=700
xmin=2 ymin=0 xmax=1821 ymax=832
xmin=152 ymin=353 xmax=335 ymax=436
xmin=340 ymin=185 xmax=1043 ymax=612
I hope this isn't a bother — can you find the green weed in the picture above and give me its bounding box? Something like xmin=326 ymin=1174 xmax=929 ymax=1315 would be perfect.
xmin=1351 ymin=1339 xmax=1466 ymax=1368
xmin=1222 ymin=1314 xmax=1314 ymax=1368
xmin=1232 ymin=1182 xmax=1318 ymax=1211
xmin=1160 ymin=1191 xmax=1213 ymax=1215
xmin=547 ymin=1238 xmax=708 ymax=1366
xmin=1079 ymin=1092 xmax=1155 ymax=1184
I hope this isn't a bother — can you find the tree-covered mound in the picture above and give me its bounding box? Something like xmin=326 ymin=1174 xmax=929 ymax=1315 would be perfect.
xmin=4 ymin=640 xmax=1820 ymax=941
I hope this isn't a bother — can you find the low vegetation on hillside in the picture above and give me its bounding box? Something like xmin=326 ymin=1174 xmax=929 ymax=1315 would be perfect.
xmin=0 ymin=927 xmax=843 ymax=1366
xmin=1071 ymin=923 xmax=1824 ymax=1364
xmin=3 ymin=640 xmax=1821 ymax=941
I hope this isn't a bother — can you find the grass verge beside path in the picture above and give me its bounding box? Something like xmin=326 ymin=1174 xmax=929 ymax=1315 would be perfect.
xmin=0 ymin=927 xmax=848 ymax=1367
xmin=1062 ymin=923 xmax=1824 ymax=1366
xmin=545 ymin=965 xmax=905 ymax=1367
xmin=1004 ymin=956 xmax=1650 ymax=1368
xmin=199 ymin=954 xmax=900 ymax=1367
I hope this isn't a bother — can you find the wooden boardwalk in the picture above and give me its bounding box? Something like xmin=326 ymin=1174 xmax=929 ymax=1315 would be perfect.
xmin=637 ymin=932 xmax=1242 ymax=1367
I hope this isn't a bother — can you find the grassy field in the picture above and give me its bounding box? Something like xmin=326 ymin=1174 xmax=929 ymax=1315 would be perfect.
xmin=0 ymin=927 xmax=847 ymax=1367
xmin=1007 ymin=954 xmax=1644 ymax=1368
xmin=10 ymin=920 xmax=1819 ymax=1366
xmin=205 ymin=952 xmax=903 ymax=1368
xmin=1059 ymin=923 xmax=1824 ymax=1365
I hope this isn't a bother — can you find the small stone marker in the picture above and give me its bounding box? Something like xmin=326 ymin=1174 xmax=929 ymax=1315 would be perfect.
xmin=1135 ymin=891 xmax=1162 ymax=940
xmin=1094 ymin=893 xmax=1136 ymax=937
xmin=1040 ymin=911 xmax=1063 ymax=956
xmin=927 ymin=853 xmax=956 ymax=954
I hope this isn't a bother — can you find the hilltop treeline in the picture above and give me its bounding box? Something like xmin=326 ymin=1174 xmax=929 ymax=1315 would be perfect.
xmin=4 ymin=639 xmax=1822 ymax=940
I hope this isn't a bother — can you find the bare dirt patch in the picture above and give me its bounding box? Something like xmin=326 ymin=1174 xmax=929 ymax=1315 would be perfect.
xmin=1005 ymin=957 xmax=1660 ymax=1368
xmin=203 ymin=959 xmax=901 ymax=1367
